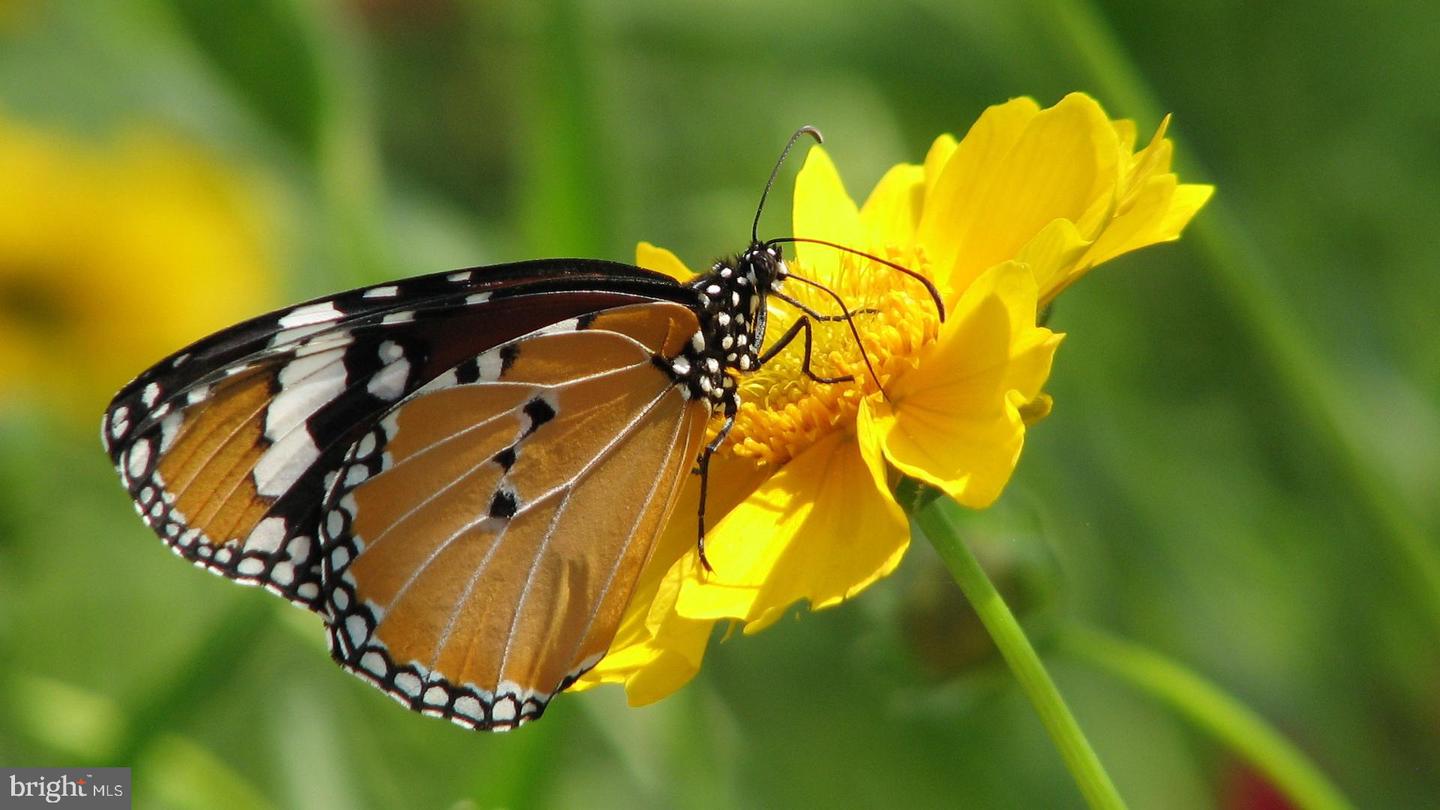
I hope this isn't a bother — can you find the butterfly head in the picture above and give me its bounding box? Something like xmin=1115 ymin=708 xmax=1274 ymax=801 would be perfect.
xmin=740 ymin=241 xmax=787 ymax=291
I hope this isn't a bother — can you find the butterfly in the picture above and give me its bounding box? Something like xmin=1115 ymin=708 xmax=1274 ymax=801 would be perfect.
xmin=101 ymin=128 xmax=941 ymax=731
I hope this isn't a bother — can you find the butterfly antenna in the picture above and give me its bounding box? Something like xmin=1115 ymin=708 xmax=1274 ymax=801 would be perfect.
xmin=766 ymin=236 xmax=945 ymax=322
xmin=752 ymin=126 xmax=824 ymax=244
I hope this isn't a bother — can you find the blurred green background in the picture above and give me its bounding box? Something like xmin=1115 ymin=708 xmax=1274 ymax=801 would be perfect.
xmin=1 ymin=1 xmax=1436 ymax=808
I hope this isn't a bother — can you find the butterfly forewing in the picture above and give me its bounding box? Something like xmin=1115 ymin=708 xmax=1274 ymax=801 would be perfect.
xmin=321 ymin=301 xmax=710 ymax=729
xmin=102 ymin=260 xmax=697 ymax=610
xmin=100 ymin=239 xmax=789 ymax=732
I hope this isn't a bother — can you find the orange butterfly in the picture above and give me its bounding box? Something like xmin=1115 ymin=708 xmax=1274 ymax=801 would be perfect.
xmin=102 ymin=128 xmax=940 ymax=730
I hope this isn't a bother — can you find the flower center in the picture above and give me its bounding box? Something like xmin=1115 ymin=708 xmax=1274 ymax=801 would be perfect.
xmin=722 ymin=251 xmax=940 ymax=468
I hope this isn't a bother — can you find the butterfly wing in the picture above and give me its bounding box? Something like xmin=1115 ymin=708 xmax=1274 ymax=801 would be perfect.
xmin=102 ymin=260 xmax=695 ymax=610
xmin=321 ymin=301 xmax=710 ymax=730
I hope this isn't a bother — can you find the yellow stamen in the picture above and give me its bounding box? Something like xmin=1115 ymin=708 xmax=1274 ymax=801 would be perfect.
xmin=724 ymin=251 xmax=940 ymax=467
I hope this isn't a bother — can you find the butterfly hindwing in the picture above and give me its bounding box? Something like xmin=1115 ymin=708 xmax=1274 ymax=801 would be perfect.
xmin=102 ymin=261 xmax=697 ymax=610
xmin=321 ymin=301 xmax=710 ymax=729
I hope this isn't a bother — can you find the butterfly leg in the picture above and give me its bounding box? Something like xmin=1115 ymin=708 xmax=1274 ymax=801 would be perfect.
xmin=772 ymin=275 xmax=892 ymax=399
xmin=757 ymin=316 xmax=853 ymax=384
xmin=694 ymin=413 xmax=736 ymax=573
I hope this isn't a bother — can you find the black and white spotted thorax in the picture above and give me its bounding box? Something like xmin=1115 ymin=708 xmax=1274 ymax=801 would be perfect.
xmin=658 ymin=243 xmax=787 ymax=414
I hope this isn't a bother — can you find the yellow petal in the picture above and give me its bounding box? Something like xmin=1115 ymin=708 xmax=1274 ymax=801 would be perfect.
xmin=674 ymin=430 xmax=909 ymax=630
xmin=635 ymin=241 xmax=695 ymax=282
xmin=572 ymin=610 xmax=713 ymax=707
xmin=575 ymin=452 xmax=767 ymax=704
xmin=791 ymin=146 xmax=861 ymax=285
xmin=860 ymin=162 xmax=924 ymax=254
xmin=1015 ymin=218 xmax=1091 ymax=301
xmin=920 ymin=94 xmax=1120 ymax=303
xmin=855 ymin=394 xmax=900 ymax=508
xmin=865 ymin=262 xmax=1062 ymax=508
xmin=1125 ymin=115 xmax=1174 ymax=190
xmin=923 ymin=133 xmax=958 ymax=189
xmin=1159 ymin=183 xmax=1215 ymax=239
xmin=571 ymin=550 xmax=711 ymax=703
xmin=1112 ymin=117 xmax=1138 ymax=154
xmin=1029 ymin=116 xmax=1211 ymax=302
xmin=1082 ymin=174 xmax=1181 ymax=271
xmin=915 ymin=97 xmax=1040 ymax=294
xmin=1078 ymin=176 xmax=1214 ymax=277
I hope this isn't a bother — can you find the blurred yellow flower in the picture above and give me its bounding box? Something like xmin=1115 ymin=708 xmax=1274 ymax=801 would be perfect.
xmin=0 ymin=115 xmax=277 ymax=419
xmin=574 ymin=93 xmax=1212 ymax=705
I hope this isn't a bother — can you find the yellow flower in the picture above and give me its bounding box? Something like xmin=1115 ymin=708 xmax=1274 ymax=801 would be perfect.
xmin=0 ymin=115 xmax=277 ymax=419
xmin=577 ymin=93 xmax=1214 ymax=706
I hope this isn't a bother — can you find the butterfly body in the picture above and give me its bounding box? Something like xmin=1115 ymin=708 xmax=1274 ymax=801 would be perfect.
xmin=672 ymin=244 xmax=788 ymax=413
xmin=104 ymin=245 xmax=790 ymax=730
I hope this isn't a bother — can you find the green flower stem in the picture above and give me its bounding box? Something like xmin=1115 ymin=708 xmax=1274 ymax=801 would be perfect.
xmin=913 ymin=495 xmax=1127 ymax=810
xmin=1060 ymin=625 xmax=1354 ymax=810
xmin=1038 ymin=0 xmax=1440 ymax=640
